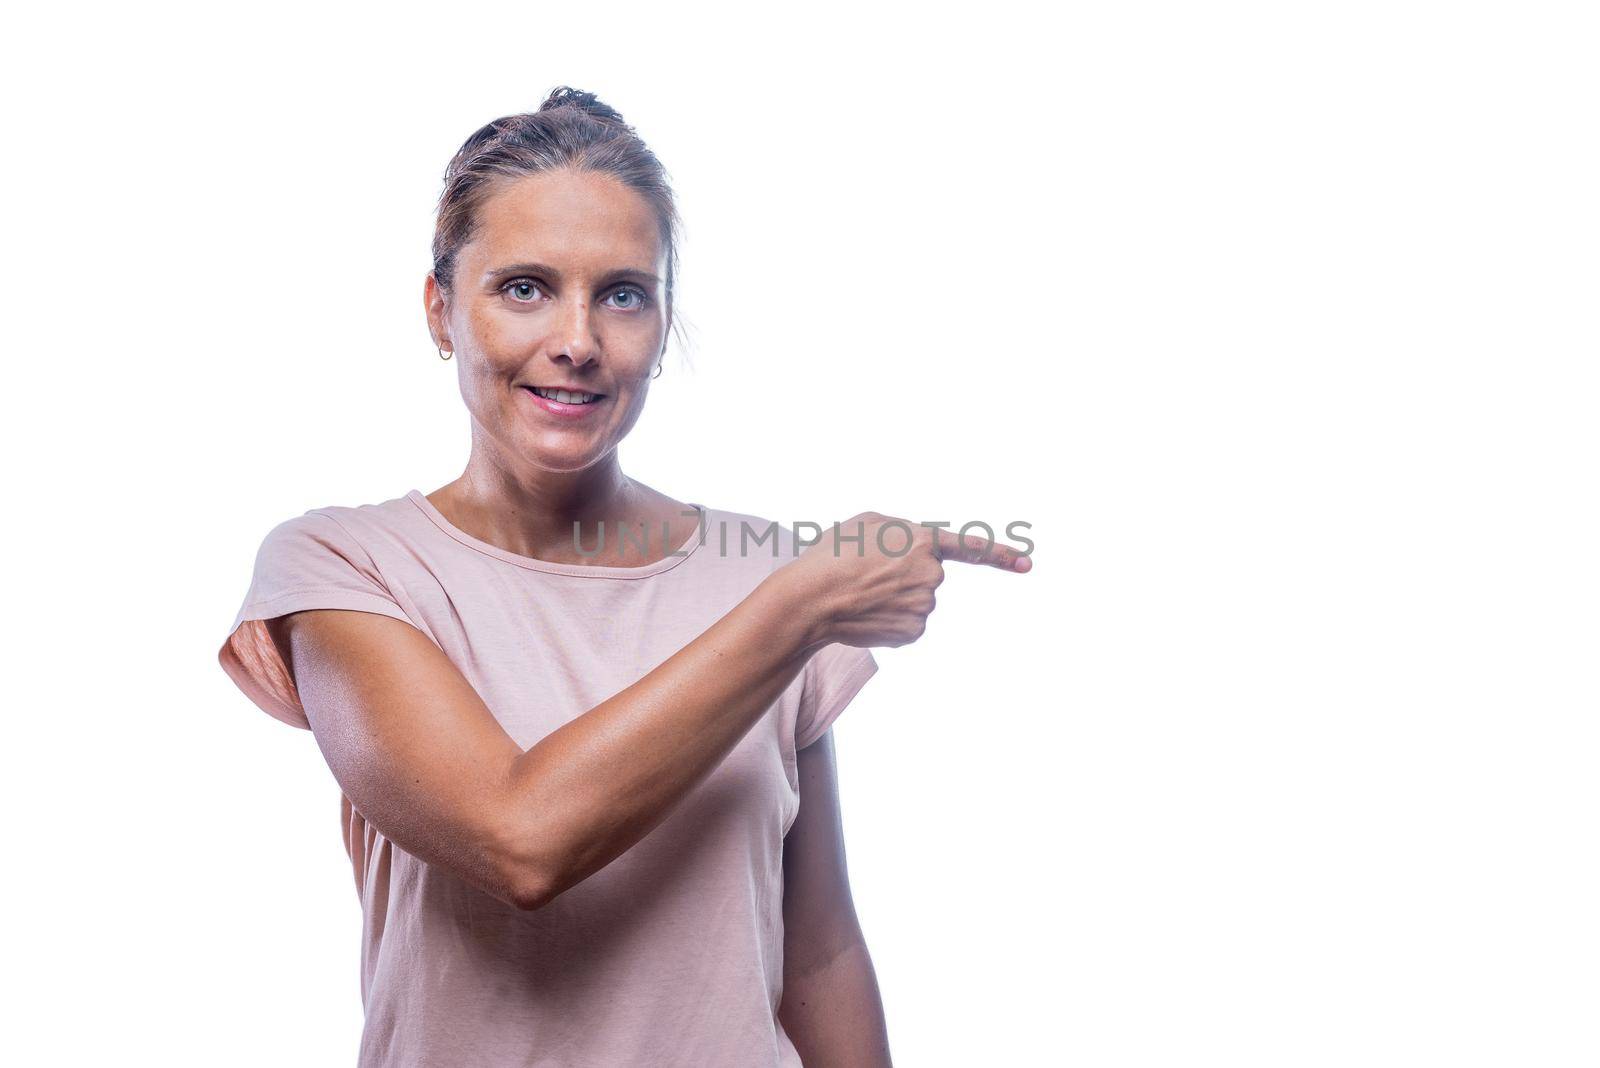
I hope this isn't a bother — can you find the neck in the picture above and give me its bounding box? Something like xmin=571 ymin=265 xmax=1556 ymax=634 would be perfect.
xmin=435 ymin=450 xmax=655 ymax=563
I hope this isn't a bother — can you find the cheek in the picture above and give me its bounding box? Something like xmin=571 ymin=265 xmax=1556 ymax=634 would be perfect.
xmin=475 ymin=314 xmax=541 ymax=362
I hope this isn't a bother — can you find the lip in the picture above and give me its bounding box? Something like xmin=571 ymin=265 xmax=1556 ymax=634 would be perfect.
xmin=520 ymin=385 xmax=606 ymax=419
xmin=526 ymin=384 xmax=604 ymax=395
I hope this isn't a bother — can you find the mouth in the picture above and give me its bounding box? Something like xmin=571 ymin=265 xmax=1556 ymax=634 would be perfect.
xmin=519 ymin=385 xmax=608 ymax=419
xmin=523 ymin=386 xmax=606 ymax=405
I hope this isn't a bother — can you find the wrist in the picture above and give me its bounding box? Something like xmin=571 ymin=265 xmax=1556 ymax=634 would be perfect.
xmin=760 ymin=562 xmax=836 ymax=658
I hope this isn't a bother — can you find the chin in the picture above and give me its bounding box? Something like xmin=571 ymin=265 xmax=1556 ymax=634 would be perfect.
xmin=519 ymin=439 xmax=605 ymax=472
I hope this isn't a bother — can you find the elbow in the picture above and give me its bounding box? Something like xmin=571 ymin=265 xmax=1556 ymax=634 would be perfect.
xmin=486 ymin=811 xmax=563 ymax=912
xmin=507 ymin=855 xmax=586 ymax=911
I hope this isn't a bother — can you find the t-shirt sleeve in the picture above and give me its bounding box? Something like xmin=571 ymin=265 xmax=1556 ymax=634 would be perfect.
xmin=795 ymin=643 xmax=879 ymax=751
xmin=217 ymin=510 xmax=416 ymax=731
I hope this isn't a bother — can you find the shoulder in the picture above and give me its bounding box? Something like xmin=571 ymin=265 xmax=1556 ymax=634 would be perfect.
xmin=248 ymin=491 xmax=418 ymax=573
xmin=221 ymin=492 xmax=421 ymax=730
xmin=696 ymin=505 xmax=810 ymax=576
xmin=274 ymin=490 xmax=419 ymax=548
xmin=303 ymin=490 xmax=415 ymax=538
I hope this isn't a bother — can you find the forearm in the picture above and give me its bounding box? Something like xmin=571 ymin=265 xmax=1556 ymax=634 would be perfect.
xmin=502 ymin=564 xmax=830 ymax=907
xmin=780 ymin=938 xmax=893 ymax=1067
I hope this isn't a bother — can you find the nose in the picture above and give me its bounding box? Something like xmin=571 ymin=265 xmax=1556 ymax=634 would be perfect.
xmin=554 ymin=296 xmax=601 ymax=368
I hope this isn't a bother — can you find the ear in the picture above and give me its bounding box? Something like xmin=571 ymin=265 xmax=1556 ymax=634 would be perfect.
xmin=424 ymin=272 xmax=451 ymax=351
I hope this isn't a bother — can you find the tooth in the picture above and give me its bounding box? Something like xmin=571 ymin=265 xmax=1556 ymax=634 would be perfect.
xmin=534 ymin=387 xmax=596 ymax=403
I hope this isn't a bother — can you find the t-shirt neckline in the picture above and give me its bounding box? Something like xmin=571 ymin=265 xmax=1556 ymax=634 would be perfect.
xmin=404 ymin=489 xmax=707 ymax=579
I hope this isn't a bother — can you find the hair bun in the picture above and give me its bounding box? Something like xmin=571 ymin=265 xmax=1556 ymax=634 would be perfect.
xmin=538 ymin=86 xmax=628 ymax=127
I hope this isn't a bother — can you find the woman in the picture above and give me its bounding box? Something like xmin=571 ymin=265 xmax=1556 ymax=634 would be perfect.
xmin=218 ymin=87 xmax=1030 ymax=1067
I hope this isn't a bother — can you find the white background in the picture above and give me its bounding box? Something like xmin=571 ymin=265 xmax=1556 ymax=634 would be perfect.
xmin=4 ymin=2 xmax=1596 ymax=1065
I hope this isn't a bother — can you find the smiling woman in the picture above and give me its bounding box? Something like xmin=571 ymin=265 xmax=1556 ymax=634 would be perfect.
xmin=426 ymin=118 xmax=676 ymax=492
xmin=217 ymin=85 xmax=1028 ymax=1068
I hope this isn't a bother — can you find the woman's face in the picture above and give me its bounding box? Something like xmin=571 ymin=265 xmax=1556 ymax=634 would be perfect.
xmin=426 ymin=169 xmax=670 ymax=475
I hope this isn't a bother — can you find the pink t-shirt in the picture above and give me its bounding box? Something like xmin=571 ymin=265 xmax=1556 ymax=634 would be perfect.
xmin=217 ymin=489 xmax=878 ymax=1067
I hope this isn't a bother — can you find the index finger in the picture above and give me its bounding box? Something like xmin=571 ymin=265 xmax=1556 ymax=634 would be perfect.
xmin=934 ymin=528 xmax=1033 ymax=572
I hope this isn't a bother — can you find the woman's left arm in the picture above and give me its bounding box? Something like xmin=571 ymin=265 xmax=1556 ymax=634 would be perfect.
xmin=779 ymin=727 xmax=893 ymax=1067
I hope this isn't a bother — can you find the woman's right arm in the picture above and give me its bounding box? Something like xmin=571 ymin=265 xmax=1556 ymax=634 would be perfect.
xmin=264 ymin=513 xmax=1028 ymax=911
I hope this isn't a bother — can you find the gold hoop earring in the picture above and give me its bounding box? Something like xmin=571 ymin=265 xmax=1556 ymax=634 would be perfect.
xmin=438 ymin=346 xmax=452 ymax=361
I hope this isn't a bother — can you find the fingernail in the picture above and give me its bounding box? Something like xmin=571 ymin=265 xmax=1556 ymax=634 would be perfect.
xmin=1014 ymin=555 xmax=1032 ymax=572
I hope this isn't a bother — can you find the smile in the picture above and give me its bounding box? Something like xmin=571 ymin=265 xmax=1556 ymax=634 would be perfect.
xmin=529 ymin=386 xmax=603 ymax=404
xmin=520 ymin=385 xmax=607 ymax=419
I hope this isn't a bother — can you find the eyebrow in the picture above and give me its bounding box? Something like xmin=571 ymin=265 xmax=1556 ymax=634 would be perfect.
xmin=483 ymin=261 xmax=662 ymax=286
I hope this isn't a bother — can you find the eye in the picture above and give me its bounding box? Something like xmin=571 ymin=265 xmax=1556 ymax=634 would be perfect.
xmin=502 ymin=278 xmax=545 ymax=303
xmin=606 ymin=286 xmax=649 ymax=311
